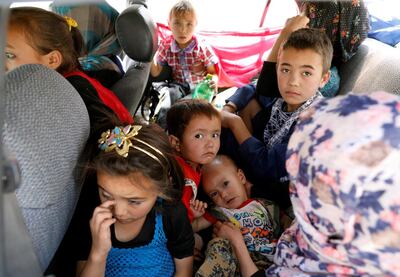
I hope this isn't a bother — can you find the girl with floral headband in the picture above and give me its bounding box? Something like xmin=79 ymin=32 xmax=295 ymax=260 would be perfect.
xmin=76 ymin=124 xmax=194 ymax=276
xmin=6 ymin=7 xmax=133 ymax=136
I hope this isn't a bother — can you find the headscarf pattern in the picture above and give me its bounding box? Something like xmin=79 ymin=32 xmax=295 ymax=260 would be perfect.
xmin=296 ymin=0 xmax=370 ymax=64
xmin=51 ymin=2 xmax=122 ymax=73
xmin=267 ymin=91 xmax=400 ymax=276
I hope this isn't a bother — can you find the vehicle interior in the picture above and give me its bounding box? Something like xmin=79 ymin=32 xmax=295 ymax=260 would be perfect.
xmin=1 ymin=0 xmax=400 ymax=276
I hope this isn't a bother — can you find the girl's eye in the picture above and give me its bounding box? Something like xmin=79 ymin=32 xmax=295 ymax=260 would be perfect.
xmin=281 ymin=68 xmax=289 ymax=73
xmin=5 ymin=52 xmax=15 ymax=59
xmin=194 ymin=133 xmax=204 ymax=139
xmin=302 ymin=71 xmax=312 ymax=77
xmin=128 ymin=200 xmax=141 ymax=205
xmin=212 ymin=133 xmax=220 ymax=139
xmin=209 ymin=192 xmax=218 ymax=199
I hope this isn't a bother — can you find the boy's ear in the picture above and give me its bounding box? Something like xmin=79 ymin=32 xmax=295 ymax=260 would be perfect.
xmin=319 ymin=70 xmax=331 ymax=89
xmin=237 ymin=168 xmax=246 ymax=185
xmin=45 ymin=50 xmax=63 ymax=70
xmin=169 ymin=135 xmax=181 ymax=152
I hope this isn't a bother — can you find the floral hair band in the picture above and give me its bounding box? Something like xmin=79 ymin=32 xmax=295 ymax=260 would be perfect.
xmin=98 ymin=125 xmax=166 ymax=165
xmin=64 ymin=16 xmax=78 ymax=31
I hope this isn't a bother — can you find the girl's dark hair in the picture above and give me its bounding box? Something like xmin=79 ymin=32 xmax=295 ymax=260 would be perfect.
xmin=93 ymin=124 xmax=183 ymax=202
xmin=166 ymin=99 xmax=220 ymax=139
xmin=9 ymin=7 xmax=85 ymax=74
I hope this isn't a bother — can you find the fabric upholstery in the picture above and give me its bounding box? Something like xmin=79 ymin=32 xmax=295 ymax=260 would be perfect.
xmin=339 ymin=38 xmax=400 ymax=95
xmin=3 ymin=64 xmax=89 ymax=270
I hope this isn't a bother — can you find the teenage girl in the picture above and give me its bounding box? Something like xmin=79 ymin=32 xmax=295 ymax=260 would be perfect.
xmin=6 ymin=7 xmax=133 ymax=132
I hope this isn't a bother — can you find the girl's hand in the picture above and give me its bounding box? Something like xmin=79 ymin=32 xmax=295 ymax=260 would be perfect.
xmin=190 ymin=199 xmax=208 ymax=219
xmin=89 ymin=200 xmax=116 ymax=260
xmin=213 ymin=221 xmax=243 ymax=245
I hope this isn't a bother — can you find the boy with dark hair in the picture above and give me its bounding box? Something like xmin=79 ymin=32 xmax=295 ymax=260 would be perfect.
xmin=220 ymin=27 xmax=333 ymax=209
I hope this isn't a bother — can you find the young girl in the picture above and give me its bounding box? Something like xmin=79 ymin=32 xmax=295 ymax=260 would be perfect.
xmin=6 ymin=7 xmax=133 ymax=132
xmin=166 ymin=99 xmax=221 ymax=222
xmin=76 ymin=124 xmax=194 ymax=276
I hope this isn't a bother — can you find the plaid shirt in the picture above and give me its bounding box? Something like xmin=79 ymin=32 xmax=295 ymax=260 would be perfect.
xmin=157 ymin=35 xmax=218 ymax=90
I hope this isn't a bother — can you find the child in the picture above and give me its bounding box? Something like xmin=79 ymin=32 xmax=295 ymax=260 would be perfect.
xmin=76 ymin=124 xmax=194 ymax=276
xmin=220 ymin=27 xmax=333 ymax=210
xmin=151 ymin=0 xmax=219 ymax=93
xmin=166 ymin=99 xmax=221 ymax=222
xmin=192 ymin=155 xmax=281 ymax=277
xmin=6 ymin=7 xmax=132 ymax=132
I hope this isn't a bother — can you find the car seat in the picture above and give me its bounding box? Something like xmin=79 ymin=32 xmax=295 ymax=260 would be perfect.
xmin=2 ymin=64 xmax=90 ymax=272
xmin=111 ymin=1 xmax=158 ymax=115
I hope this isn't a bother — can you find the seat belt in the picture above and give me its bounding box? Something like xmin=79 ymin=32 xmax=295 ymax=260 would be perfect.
xmin=0 ymin=6 xmax=42 ymax=277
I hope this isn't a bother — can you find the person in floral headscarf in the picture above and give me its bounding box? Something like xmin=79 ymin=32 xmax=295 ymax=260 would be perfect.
xmin=264 ymin=91 xmax=400 ymax=276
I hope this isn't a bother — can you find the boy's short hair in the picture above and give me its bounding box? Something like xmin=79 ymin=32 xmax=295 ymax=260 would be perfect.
xmin=166 ymin=99 xmax=220 ymax=139
xmin=169 ymin=0 xmax=196 ymax=19
xmin=282 ymin=28 xmax=333 ymax=74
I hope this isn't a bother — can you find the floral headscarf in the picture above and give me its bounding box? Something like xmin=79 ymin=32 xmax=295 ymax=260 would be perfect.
xmin=296 ymin=0 xmax=370 ymax=64
xmin=267 ymin=91 xmax=400 ymax=276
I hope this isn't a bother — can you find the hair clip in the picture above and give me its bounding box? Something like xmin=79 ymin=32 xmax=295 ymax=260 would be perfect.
xmin=99 ymin=125 xmax=141 ymax=158
xmin=98 ymin=125 xmax=166 ymax=166
xmin=64 ymin=16 xmax=78 ymax=31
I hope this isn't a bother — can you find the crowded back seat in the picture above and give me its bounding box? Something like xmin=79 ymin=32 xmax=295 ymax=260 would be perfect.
xmin=111 ymin=1 xmax=158 ymax=115
xmin=339 ymin=38 xmax=400 ymax=95
xmin=3 ymin=64 xmax=89 ymax=271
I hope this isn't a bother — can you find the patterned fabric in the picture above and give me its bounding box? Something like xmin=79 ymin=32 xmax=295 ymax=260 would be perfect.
xmin=267 ymin=91 xmax=400 ymax=276
xmin=296 ymin=0 xmax=370 ymax=64
xmin=157 ymin=35 xmax=219 ymax=91
xmin=263 ymin=91 xmax=322 ymax=149
xmin=105 ymin=212 xmax=175 ymax=276
xmin=51 ymin=2 xmax=122 ymax=73
xmin=205 ymin=199 xmax=279 ymax=260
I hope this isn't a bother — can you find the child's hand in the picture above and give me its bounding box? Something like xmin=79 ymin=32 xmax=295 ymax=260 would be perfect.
xmin=283 ymin=15 xmax=309 ymax=35
xmin=209 ymin=75 xmax=219 ymax=93
xmin=89 ymin=200 xmax=116 ymax=259
xmin=213 ymin=221 xmax=243 ymax=245
xmin=190 ymin=199 xmax=208 ymax=219
xmin=219 ymin=109 xmax=239 ymax=128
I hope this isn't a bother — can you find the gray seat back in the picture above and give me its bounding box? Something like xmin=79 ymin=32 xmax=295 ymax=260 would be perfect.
xmin=339 ymin=38 xmax=400 ymax=95
xmin=111 ymin=2 xmax=158 ymax=114
xmin=2 ymin=64 xmax=90 ymax=271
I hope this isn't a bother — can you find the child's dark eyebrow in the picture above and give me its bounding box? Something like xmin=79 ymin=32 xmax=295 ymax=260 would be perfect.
xmin=300 ymin=64 xmax=316 ymax=70
xmin=98 ymin=185 xmax=146 ymax=200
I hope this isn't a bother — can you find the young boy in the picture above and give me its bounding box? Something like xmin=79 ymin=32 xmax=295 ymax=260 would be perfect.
xmin=166 ymin=99 xmax=221 ymax=222
xmin=151 ymin=0 xmax=219 ymax=93
xmin=193 ymin=155 xmax=281 ymax=277
xmin=220 ymin=27 xmax=333 ymax=209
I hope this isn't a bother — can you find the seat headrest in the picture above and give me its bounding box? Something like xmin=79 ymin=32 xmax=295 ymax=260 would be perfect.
xmin=116 ymin=4 xmax=158 ymax=62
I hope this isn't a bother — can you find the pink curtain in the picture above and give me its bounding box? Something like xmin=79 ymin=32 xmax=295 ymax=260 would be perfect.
xmin=157 ymin=23 xmax=281 ymax=87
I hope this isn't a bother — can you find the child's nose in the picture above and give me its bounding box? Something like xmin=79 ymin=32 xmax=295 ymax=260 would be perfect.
xmin=113 ymin=202 xmax=127 ymax=218
xmin=288 ymin=73 xmax=300 ymax=86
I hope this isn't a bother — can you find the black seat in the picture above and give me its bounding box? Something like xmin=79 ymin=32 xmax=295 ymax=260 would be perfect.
xmin=111 ymin=1 xmax=158 ymax=115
